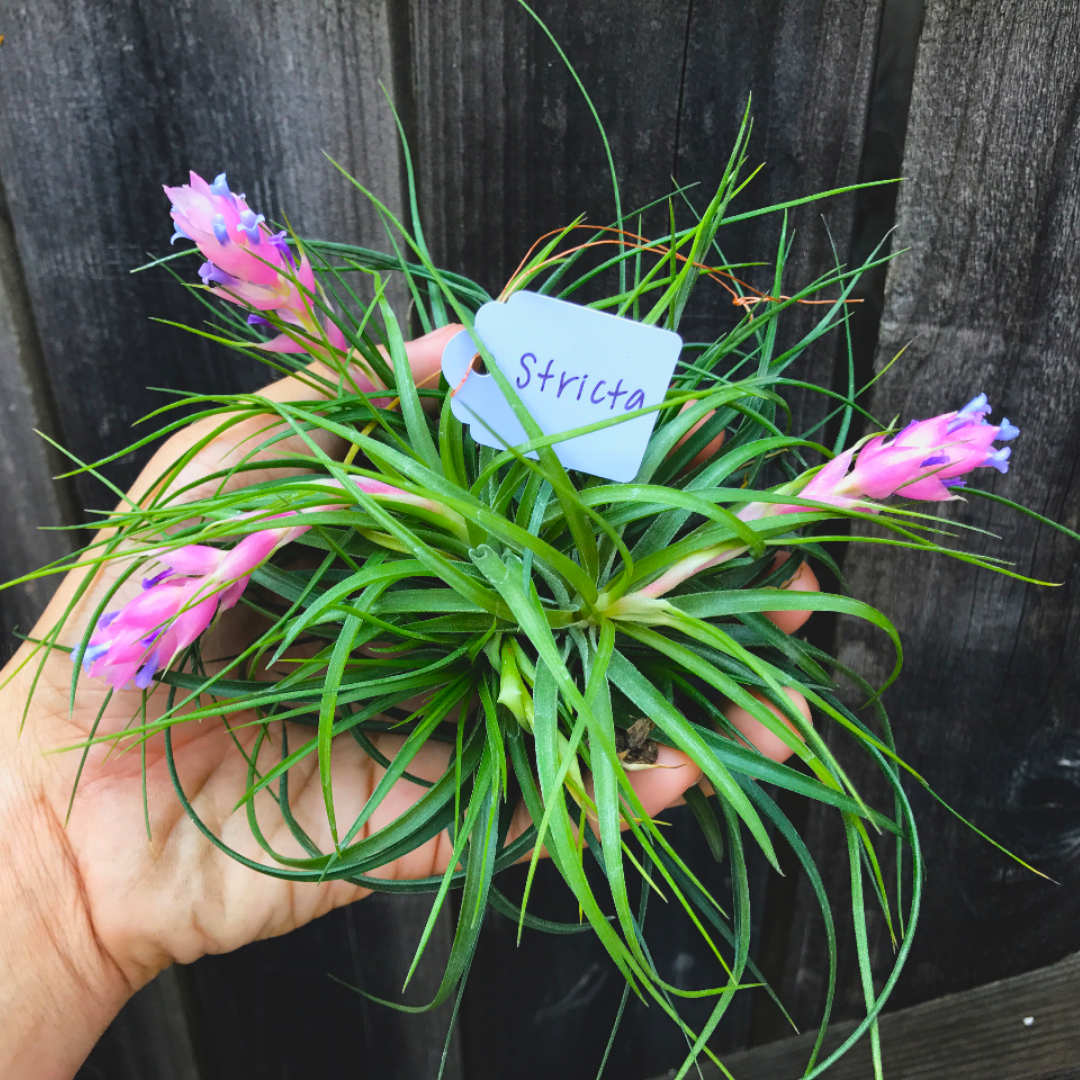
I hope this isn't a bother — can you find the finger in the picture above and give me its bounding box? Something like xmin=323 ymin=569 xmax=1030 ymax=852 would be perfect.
xmin=690 ymin=556 xmax=820 ymax=790
xmin=246 ymin=730 xmax=701 ymax=914
xmin=614 ymin=745 xmax=703 ymax=812
xmin=763 ymin=551 xmax=820 ymax=634
xmin=32 ymin=327 xmax=463 ymax=643
xmin=503 ymin=745 xmax=703 ymax=860
xmin=389 ymin=323 xmax=459 ymax=403
xmin=721 ymin=686 xmax=812 ymax=765
xmin=673 ymin=401 xmax=726 ymax=469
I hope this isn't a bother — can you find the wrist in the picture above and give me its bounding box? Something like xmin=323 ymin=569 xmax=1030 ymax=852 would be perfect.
xmin=0 ymin=749 xmax=131 ymax=1079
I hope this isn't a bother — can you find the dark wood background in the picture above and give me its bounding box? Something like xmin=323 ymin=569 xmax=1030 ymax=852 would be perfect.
xmin=2 ymin=1 xmax=1079 ymax=1077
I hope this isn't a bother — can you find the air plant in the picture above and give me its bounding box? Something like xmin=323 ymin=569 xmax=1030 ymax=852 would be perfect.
xmin=7 ymin=53 xmax=1065 ymax=1080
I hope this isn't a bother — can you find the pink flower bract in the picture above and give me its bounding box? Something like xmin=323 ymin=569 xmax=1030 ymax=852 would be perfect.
xmin=79 ymin=478 xmax=464 ymax=690
xmin=776 ymin=393 xmax=1018 ymax=514
xmin=637 ymin=394 xmax=1020 ymax=600
xmin=81 ymin=527 xmax=301 ymax=691
xmin=165 ymin=171 xmax=347 ymax=354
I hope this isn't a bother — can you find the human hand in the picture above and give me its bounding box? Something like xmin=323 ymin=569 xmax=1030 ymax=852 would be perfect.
xmin=2 ymin=325 xmax=771 ymax=1078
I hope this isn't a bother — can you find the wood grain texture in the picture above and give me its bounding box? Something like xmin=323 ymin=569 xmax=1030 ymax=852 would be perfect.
xmin=76 ymin=969 xmax=203 ymax=1080
xmin=676 ymin=0 xmax=883 ymax=434
xmin=460 ymin=813 xmax=765 ymax=1080
xmin=0 ymin=2 xmax=462 ymax=1077
xmin=7 ymin=1 xmax=1078 ymax=1076
xmin=2 ymin=125 xmax=206 ymax=1080
xmin=184 ymin=894 xmax=464 ymax=1080
xmin=0 ymin=179 xmax=77 ymax=659
xmin=0 ymin=0 xmax=406 ymax=507
xmin=406 ymin=5 xmax=886 ymax=1074
xmin=650 ymin=948 xmax=1080 ymax=1080
xmin=409 ymin=0 xmax=689 ymax=295
xmin=406 ymin=8 xmax=750 ymax=1076
xmin=674 ymin=6 xmax=889 ymax=1048
xmin=773 ymin=0 xmax=1080 ymax=1036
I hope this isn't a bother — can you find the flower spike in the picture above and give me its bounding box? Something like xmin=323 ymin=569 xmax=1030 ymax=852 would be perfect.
xmin=80 ymin=478 xmax=468 ymax=690
xmin=164 ymin=170 xmax=333 ymax=353
xmin=777 ymin=392 xmax=1020 ymax=511
xmin=635 ymin=394 xmax=1021 ymax=600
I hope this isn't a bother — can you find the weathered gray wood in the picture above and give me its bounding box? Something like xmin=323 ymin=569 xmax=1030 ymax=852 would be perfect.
xmin=3 ymin=157 xmax=205 ymax=1080
xmin=650 ymin=948 xmax=1080 ymax=1079
xmin=77 ymin=969 xmax=204 ymax=1080
xmin=8 ymin=1 xmax=1079 ymax=1075
xmin=184 ymin=893 xmax=465 ymax=1080
xmin=407 ymin=9 xmax=722 ymax=1075
xmin=462 ymin=814 xmax=765 ymax=1078
xmin=677 ymin=0 xmax=884 ymax=434
xmin=0 ymin=178 xmax=77 ymax=659
xmin=3 ymin=148 xmax=205 ymax=1080
xmin=4 ymin=123 xmax=212 ymax=1080
xmin=744 ymin=0 xmax=928 ymax=1049
xmin=409 ymin=0 xmax=690 ymax=295
xmin=0 ymin=2 xmax=463 ymax=1077
xmin=775 ymin=0 xmax=1080 ymax=1037
xmin=841 ymin=0 xmax=926 ymax=388
xmin=675 ymin=3 xmax=890 ymax=1048
xmin=0 ymin=0 xmax=407 ymax=506
xmin=407 ymin=5 xmax=887 ymax=1074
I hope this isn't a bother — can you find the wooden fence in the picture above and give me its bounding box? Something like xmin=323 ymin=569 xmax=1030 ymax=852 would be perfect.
xmin=1 ymin=1 xmax=1078 ymax=1077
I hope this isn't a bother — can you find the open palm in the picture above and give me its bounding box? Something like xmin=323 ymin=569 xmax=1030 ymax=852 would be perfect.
xmin=0 ymin=326 xmax=704 ymax=998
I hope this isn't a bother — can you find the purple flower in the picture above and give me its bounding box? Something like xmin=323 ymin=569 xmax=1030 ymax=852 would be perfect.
xmin=164 ymin=171 xmax=347 ymax=354
xmin=80 ymin=478 xmax=465 ymax=690
xmin=634 ymin=394 xmax=1020 ymax=601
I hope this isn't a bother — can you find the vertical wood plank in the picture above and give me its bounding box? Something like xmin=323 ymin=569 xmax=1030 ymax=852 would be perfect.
xmin=777 ymin=0 xmax=1080 ymax=1034
xmin=407 ymin=6 xmax=723 ymax=1075
xmin=3 ymin=155 xmax=207 ymax=1080
xmin=409 ymin=0 xmax=689 ymax=295
xmin=0 ymin=180 xmax=76 ymax=659
xmin=743 ymin=0 xmax=928 ymax=1049
xmin=673 ymin=0 xmax=889 ymax=1055
xmin=0 ymin=1 xmax=464 ymax=1076
xmin=76 ymin=969 xmax=204 ymax=1080
xmin=0 ymin=0 xmax=406 ymax=506
xmin=460 ymin=815 xmax=759 ymax=1080
xmin=184 ymin=894 xmax=464 ymax=1080
xmin=406 ymin=6 xmax=884 ymax=1074
xmin=4 ymin=148 xmax=206 ymax=1080
xmin=676 ymin=0 xmax=884 ymax=434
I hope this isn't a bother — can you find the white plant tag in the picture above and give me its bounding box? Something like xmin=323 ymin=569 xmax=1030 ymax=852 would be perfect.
xmin=440 ymin=291 xmax=682 ymax=483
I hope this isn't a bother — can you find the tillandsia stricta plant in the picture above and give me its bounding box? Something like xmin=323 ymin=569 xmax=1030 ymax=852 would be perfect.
xmin=3 ymin=43 xmax=1068 ymax=1080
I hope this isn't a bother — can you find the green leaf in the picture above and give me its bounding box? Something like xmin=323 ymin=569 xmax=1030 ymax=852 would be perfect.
xmin=607 ymin=649 xmax=780 ymax=871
